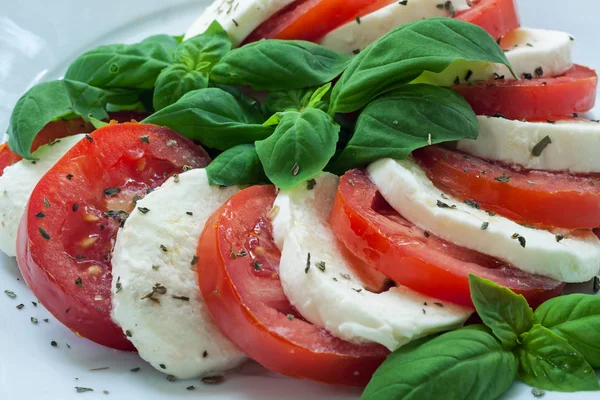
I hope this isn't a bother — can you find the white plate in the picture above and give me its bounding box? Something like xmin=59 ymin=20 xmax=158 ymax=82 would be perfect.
xmin=0 ymin=0 xmax=599 ymax=398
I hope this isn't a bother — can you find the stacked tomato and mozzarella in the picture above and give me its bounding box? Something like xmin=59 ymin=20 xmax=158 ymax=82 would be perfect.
xmin=0 ymin=0 xmax=599 ymax=388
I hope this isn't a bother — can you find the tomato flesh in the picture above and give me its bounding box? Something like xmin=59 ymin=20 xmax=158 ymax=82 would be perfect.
xmin=413 ymin=145 xmax=600 ymax=229
xmin=197 ymin=185 xmax=388 ymax=386
xmin=454 ymin=65 xmax=598 ymax=120
xmin=456 ymin=0 xmax=520 ymax=39
xmin=330 ymin=169 xmax=564 ymax=308
xmin=16 ymin=123 xmax=210 ymax=350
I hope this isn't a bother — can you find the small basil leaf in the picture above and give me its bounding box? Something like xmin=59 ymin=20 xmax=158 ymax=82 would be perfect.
xmin=211 ymin=84 xmax=265 ymax=121
xmin=177 ymin=21 xmax=231 ymax=70
xmin=206 ymin=144 xmax=267 ymax=186
xmin=263 ymin=112 xmax=289 ymax=127
xmin=534 ymin=294 xmax=600 ymax=368
xmin=142 ymin=88 xmax=273 ymax=150
xmin=517 ymin=324 xmax=600 ymax=392
xmin=65 ymin=34 xmax=177 ymax=89
xmin=153 ymin=64 xmax=209 ymax=111
xmin=265 ymin=89 xmax=313 ymax=114
xmin=256 ymin=108 xmax=339 ymax=190
xmin=468 ymin=275 xmax=533 ymax=349
xmin=329 ymin=18 xmax=513 ymax=114
xmin=7 ymin=79 xmax=108 ymax=159
xmin=330 ymin=84 xmax=477 ymax=173
xmin=362 ymin=325 xmax=517 ymax=400
xmin=306 ymin=82 xmax=332 ymax=109
xmin=211 ymin=40 xmax=352 ymax=91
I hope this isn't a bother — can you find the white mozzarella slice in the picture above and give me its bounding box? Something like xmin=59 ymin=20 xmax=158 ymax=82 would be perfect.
xmin=368 ymin=158 xmax=600 ymax=283
xmin=319 ymin=0 xmax=471 ymax=54
xmin=184 ymin=0 xmax=295 ymax=46
xmin=0 ymin=135 xmax=85 ymax=257
xmin=272 ymin=173 xmax=472 ymax=351
xmin=456 ymin=116 xmax=600 ymax=174
xmin=111 ymin=169 xmax=246 ymax=379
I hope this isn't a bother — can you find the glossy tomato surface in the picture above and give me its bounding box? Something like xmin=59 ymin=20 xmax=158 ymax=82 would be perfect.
xmin=197 ymin=185 xmax=388 ymax=386
xmin=414 ymin=145 xmax=600 ymax=229
xmin=456 ymin=0 xmax=520 ymax=39
xmin=454 ymin=65 xmax=598 ymax=120
xmin=330 ymin=169 xmax=564 ymax=308
xmin=16 ymin=122 xmax=210 ymax=350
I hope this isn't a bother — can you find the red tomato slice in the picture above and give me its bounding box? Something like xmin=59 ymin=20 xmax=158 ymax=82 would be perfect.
xmin=244 ymin=0 xmax=377 ymax=43
xmin=330 ymin=169 xmax=564 ymax=308
xmin=197 ymin=185 xmax=388 ymax=386
xmin=16 ymin=123 xmax=210 ymax=351
xmin=0 ymin=144 xmax=22 ymax=176
xmin=456 ymin=0 xmax=520 ymax=39
xmin=413 ymin=145 xmax=600 ymax=230
xmin=454 ymin=65 xmax=598 ymax=120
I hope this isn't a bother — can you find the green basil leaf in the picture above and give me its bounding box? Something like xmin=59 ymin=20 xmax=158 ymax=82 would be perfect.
xmin=142 ymin=87 xmax=273 ymax=150
xmin=7 ymin=79 xmax=108 ymax=159
xmin=265 ymin=89 xmax=314 ymax=114
xmin=306 ymin=82 xmax=332 ymax=109
xmin=256 ymin=108 xmax=339 ymax=189
xmin=153 ymin=64 xmax=209 ymax=111
xmin=206 ymin=144 xmax=267 ymax=186
xmin=176 ymin=21 xmax=231 ymax=70
xmin=468 ymin=275 xmax=533 ymax=349
xmin=534 ymin=294 xmax=600 ymax=368
xmin=211 ymin=84 xmax=265 ymax=122
xmin=517 ymin=324 xmax=600 ymax=392
xmin=362 ymin=325 xmax=517 ymax=400
xmin=211 ymin=40 xmax=352 ymax=91
xmin=263 ymin=112 xmax=289 ymax=127
xmin=329 ymin=84 xmax=477 ymax=173
xmin=329 ymin=18 xmax=513 ymax=114
xmin=65 ymin=34 xmax=177 ymax=89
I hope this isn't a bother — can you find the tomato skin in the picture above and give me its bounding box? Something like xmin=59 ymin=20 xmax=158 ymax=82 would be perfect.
xmin=454 ymin=65 xmax=598 ymax=120
xmin=17 ymin=123 xmax=210 ymax=351
xmin=456 ymin=0 xmax=520 ymax=39
xmin=197 ymin=185 xmax=388 ymax=386
xmin=413 ymin=145 xmax=600 ymax=230
xmin=0 ymin=144 xmax=22 ymax=176
xmin=330 ymin=169 xmax=564 ymax=308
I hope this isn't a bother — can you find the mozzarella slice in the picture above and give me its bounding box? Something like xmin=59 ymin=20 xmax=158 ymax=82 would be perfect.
xmin=184 ymin=0 xmax=295 ymax=46
xmin=0 ymin=135 xmax=85 ymax=257
xmin=368 ymin=158 xmax=600 ymax=283
xmin=111 ymin=169 xmax=246 ymax=379
xmin=272 ymin=173 xmax=472 ymax=351
xmin=456 ymin=116 xmax=600 ymax=174
xmin=320 ymin=0 xmax=471 ymax=54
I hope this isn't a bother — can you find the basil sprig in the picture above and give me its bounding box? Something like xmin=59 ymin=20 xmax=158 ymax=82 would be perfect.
xmin=363 ymin=276 xmax=600 ymax=399
xmin=329 ymin=18 xmax=515 ymax=114
xmin=205 ymin=144 xmax=266 ymax=187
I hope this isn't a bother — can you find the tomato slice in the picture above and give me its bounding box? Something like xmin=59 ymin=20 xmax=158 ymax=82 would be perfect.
xmin=456 ymin=0 xmax=520 ymax=39
xmin=244 ymin=0 xmax=377 ymax=43
xmin=330 ymin=169 xmax=564 ymax=308
xmin=197 ymin=185 xmax=388 ymax=386
xmin=454 ymin=65 xmax=598 ymax=120
xmin=413 ymin=145 xmax=600 ymax=229
xmin=16 ymin=123 xmax=210 ymax=350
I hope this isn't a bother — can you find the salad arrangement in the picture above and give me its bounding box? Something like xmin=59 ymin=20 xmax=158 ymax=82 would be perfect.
xmin=2 ymin=0 xmax=600 ymax=398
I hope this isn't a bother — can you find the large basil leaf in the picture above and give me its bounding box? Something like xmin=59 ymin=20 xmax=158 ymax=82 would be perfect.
xmin=517 ymin=324 xmax=600 ymax=392
xmin=256 ymin=108 xmax=339 ymax=189
xmin=329 ymin=84 xmax=478 ymax=173
xmin=206 ymin=144 xmax=267 ymax=187
xmin=534 ymin=294 xmax=600 ymax=368
xmin=212 ymin=84 xmax=265 ymax=122
xmin=210 ymin=40 xmax=352 ymax=91
xmin=142 ymin=88 xmax=273 ymax=150
xmin=65 ymin=34 xmax=178 ymax=89
xmin=468 ymin=275 xmax=533 ymax=349
xmin=153 ymin=64 xmax=208 ymax=111
xmin=362 ymin=325 xmax=517 ymax=400
xmin=7 ymin=80 xmax=108 ymax=159
xmin=329 ymin=18 xmax=513 ymax=114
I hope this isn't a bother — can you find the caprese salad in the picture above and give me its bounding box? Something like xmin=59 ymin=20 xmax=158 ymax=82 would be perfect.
xmin=3 ymin=0 xmax=600 ymax=398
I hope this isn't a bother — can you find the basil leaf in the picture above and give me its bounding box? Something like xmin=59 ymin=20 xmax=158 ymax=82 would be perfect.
xmin=306 ymin=82 xmax=331 ymax=109
xmin=534 ymin=294 xmax=600 ymax=368
xmin=177 ymin=21 xmax=231 ymax=70
xmin=329 ymin=18 xmax=513 ymax=114
xmin=362 ymin=325 xmax=517 ymax=400
xmin=256 ymin=108 xmax=339 ymax=189
xmin=517 ymin=324 xmax=600 ymax=392
xmin=7 ymin=79 xmax=108 ymax=159
xmin=265 ymin=89 xmax=315 ymax=114
xmin=211 ymin=40 xmax=352 ymax=91
xmin=330 ymin=84 xmax=477 ymax=173
xmin=211 ymin=84 xmax=265 ymax=122
xmin=468 ymin=275 xmax=533 ymax=349
xmin=65 ymin=34 xmax=177 ymax=89
xmin=142 ymin=88 xmax=273 ymax=150
xmin=153 ymin=64 xmax=208 ymax=111
xmin=206 ymin=144 xmax=267 ymax=186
